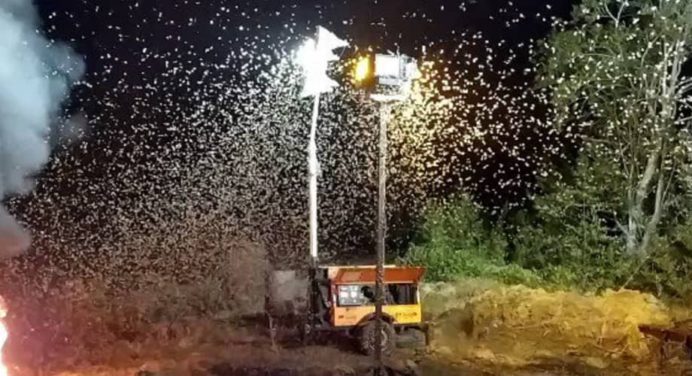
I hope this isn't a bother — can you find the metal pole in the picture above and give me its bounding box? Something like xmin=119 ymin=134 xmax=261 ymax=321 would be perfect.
xmin=374 ymin=102 xmax=390 ymax=373
xmin=308 ymin=94 xmax=321 ymax=266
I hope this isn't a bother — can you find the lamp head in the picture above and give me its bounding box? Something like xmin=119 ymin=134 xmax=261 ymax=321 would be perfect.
xmin=352 ymin=55 xmax=376 ymax=91
xmin=352 ymin=53 xmax=419 ymax=99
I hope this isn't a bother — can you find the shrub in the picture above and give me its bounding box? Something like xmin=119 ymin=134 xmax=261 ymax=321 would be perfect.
xmin=512 ymin=216 xmax=632 ymax=292
xmin=403 ymin=195 xmax=634 ymax=292
xmin=405 ymin=195 xmax=692 ymax=300
xmin=402 ymin=196 xmax=542 ymax=286
xmin=624 ymin=222 xmax=692 ymax=301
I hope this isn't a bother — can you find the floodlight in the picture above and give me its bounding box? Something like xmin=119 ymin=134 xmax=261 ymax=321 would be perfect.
xmin=352 ymin=53 xmax=419 ymax=100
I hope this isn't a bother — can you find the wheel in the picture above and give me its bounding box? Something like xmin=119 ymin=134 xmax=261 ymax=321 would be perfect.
xmin=299 ymin=319 xmax=314 ymax=345
xmin=358 ymin=320 xmax=395 ymax=356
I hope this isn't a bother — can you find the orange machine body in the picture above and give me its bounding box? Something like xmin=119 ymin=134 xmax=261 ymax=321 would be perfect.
xmin=322 ymin=265 xmax=425 ymax=328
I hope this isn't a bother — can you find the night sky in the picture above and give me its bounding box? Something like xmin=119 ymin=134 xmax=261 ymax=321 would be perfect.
xmin=15 ymin=0 xmax=575 ymax=270
xmin=34 ymin=0 xmax=572 ymax=142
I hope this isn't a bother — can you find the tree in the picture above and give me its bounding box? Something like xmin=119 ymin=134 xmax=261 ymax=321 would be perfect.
xmin=538 ymin=0 xmax=692 ymax=255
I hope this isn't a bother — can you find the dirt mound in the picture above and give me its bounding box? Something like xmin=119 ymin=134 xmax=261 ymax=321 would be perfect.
xmin=423 ymin=281 xmax=692 ymax=374
xmin=467 ymin=287 xmax=670 ymax=358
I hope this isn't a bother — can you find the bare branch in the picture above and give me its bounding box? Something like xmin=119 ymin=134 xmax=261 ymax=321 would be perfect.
xmin=674 ymin=115 xmax=692 ymax=125
xmin=604 ymin=1 xmax=627 ymax=28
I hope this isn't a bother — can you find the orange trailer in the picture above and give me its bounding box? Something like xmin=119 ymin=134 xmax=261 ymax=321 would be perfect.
xmin=303 ymin=265 xmax=428 ymax=355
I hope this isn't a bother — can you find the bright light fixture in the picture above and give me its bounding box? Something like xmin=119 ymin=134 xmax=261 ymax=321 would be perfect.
xmin=354 ymin=56 xmax=371 ymax=83
xmin=353 ymin=53 xmax=419 ymax=101
xmin=296 ymin=26 xmax=348 ymax=98
xmin=375 ymin=54 xmax=400 ymax=78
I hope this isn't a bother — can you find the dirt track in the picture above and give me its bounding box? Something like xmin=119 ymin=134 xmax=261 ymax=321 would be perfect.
xmin=10 ymin=280 xmax=692 ymax=376
xmin=43 ymin=345 xmax=597 ymax=376
xmin=35 ymin=325 xmax=630 ymax=376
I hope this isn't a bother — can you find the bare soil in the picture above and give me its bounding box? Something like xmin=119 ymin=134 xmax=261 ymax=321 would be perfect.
xmin=12 ymin=318 xmax=655 ymax=376
xmin=6 ymin=277 xmax=692 ymax=376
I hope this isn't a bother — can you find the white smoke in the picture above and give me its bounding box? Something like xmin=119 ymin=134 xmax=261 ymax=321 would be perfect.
xmin=0 ymin=0 xmax=84 ymax=258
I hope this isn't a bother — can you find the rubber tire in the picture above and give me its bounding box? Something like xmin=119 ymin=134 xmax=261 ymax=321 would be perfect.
xmin=299 ymin=318 xmax=314 ymax=345
xmin=359 ymin=320 xmax=395 ymax=356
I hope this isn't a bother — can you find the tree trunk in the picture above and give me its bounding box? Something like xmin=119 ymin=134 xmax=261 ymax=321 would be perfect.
xmin=637 ymin=34 xmax=684 ymax=254
xmin=639 ymin=163 xmax=665 ymax=255
xmin=627 ymin=151 xmax=659 ymax=255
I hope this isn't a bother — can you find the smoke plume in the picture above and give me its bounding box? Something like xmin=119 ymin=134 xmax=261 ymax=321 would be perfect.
xmin=0 ymin=0 xmax=84 ymax=258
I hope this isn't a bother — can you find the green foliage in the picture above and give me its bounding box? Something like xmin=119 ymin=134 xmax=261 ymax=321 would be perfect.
xmin=506 ymin=165 xmax=633 ymax=291
xmin=402 ymin=196 xmax=541 ymax=286
xmin=536 ymin=0 xmax=692 ymax=255
xmin=513 ymin=213 xmax=631 ymax=291
xmin=625 ymin=222 xmax=692 ymax=300
xmin=405 ymin=0 xmax=692 ymax=298
xmin=524 ymin=0 xmax=692 ymax=290
xmin=413 ymin=197 xmax=506 ymax=259
xmin=405 ymin=193 xmax=692 ymax=299
xmin=403 ymin=195 xmax=625 ymax=291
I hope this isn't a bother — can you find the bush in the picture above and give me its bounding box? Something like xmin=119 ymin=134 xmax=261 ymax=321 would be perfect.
xmin=405 ymin=195 xmax=692 ymax=300
xmin=403 ymin=195 xmax=632 ymax=292
xmin=624 ymin=222 xmax=692 ymax=301
xmin=512 ymin=216 xmax=632 ymax=292
xmin=402 ymin=196 xmax=542 ymax=286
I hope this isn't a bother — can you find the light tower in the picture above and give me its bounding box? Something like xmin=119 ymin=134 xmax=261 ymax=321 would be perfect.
xmin=353 ymin=52 xmax=420 ymax=373
xmin=296 ymin=26 xmax=348 ymax=267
